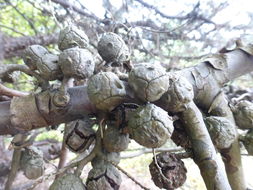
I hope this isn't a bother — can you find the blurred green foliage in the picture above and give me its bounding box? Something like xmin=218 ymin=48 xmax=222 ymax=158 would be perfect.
xmin=0 ymin=0 xmax=56 ymax=36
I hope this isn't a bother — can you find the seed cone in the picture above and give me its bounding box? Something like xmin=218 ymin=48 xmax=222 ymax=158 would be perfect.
xmin=128 ymin=103 xmax=174 ymax=148
xmin=149 ymin=152 xmax=187 ymax=190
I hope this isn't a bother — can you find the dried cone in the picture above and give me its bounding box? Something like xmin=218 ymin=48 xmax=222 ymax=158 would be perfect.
xmin=58 ymin=25 xmax=89 ymax=51
xmin=49 ymin=174 xmax=86 ymax=190
xmin=128 ymin=103 xmax=174 ymax=148
xmin=204 ymin=116 xmax=236 ymax=149
xmin=161 ymin=74 xmax=194 ymax=113
xmin=242 ymin=129 xmax=253 ymax=155
xmin=103 ymin=125 xmax=129 ymax=152
xmin=97 ymin=32 xmax=130 ymax=63
xmin=171 ymin=120 xmax=191 ymax=149
xmin=20 ymin=146 xmax=44 ymax=179
xmin=64 ymin=119 xmax=95 ymax=153
xmin=86 ymin=164 xmax=121 ymax=190
xmin=231 ymin=100 xmax=253 ymax=129
xmin=149 ymin=152 xmax=187 ymax=190
xmin=128 ymin=63 xmax=169 ymax=102
xmin=87 ymin=72 xmax=126 ymax=111
xmin=59 ymin=47 xmax=95 ymax=79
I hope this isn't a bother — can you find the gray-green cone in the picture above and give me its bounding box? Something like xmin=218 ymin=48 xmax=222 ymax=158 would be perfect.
xmin=97 ymin=32 xmax=130 ymax=63
xmin=49 ymin=174 xmax=86 ymax=190
xmin=58 ymin=25 xmax=89 ymax=51
xmin=205 ymin=116 xmax=236 ymax=149
xmin=23 ymin=45 xmax=62 ymax=80
xmin=128 ymin=103 xmax=174 ymax=148
xmin=87 ymin=72 xmax=126 ymax=111
xmin=23 ymin=45 xmax=48 ymax=70
xmin=231 ymin=100 xmax=253 ymax=129
xmin=59 ymin=47 xmax=95 ymax=79
xmin=161 ymin=73 xmax=194 ymax=113
xmin=242 ymin=129 xmax=253 ymax=155
xmin=128 ymin=63 xmax=169 ymax=102
xmin=20 ymin=146 xmax=44 ymax=179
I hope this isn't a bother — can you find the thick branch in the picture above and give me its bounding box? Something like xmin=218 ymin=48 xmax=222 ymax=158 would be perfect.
xmin=180 ymin=101 xmax=231 ymax=190
xmin=0 ymin=86 xmax=96 ymax=135
xmin=175 ymin=49 xmax=253 ymax=110
xmin=3 ymin=33 xmax=58 ymax=59
xmin=206 ymin=91 xmax=246 ymax=190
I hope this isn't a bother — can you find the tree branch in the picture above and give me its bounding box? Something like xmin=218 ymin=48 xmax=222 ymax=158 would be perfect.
xmin=0 ymin=83 xmax=29 ymax=97
xmin=49 ymin=0 xmax=102 ymax=23
xmin=0 ymin=49 xmax=252 ymax=135
xmin=3 ymin=33 xmax=58 ymax=59
xmin=135 ymin=0 xmax=216 ymax=25
xmin=0 ymin=24 xmax=26 ymax=36
xmin=180 ymin=102 xmax=231 ymax=190
xmin=120 ymin=147 xmax=184 ymax=159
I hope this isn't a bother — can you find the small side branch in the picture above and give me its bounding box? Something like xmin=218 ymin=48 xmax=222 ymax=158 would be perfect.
xmin=0 ymin=83 xmax=29 ymax=97
xmin=120 ymin=147 xmax=184 ymax=159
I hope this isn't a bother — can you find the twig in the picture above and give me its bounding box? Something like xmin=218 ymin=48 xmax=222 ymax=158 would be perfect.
xmin=50 ymin=0 xmax=102 ymax=23
xmin=48 ymin=0 xmax=63 ymax=29
xmin=106 ymin=159 xmax=150 ymax=190
xmin=0 ymin=64 xmax=49 ymax=88
xmin=241 ymin=154 xmax=252 ymax=156
xmin=55 ymin=126 xmax=69 ymax=179
xmin=121 ymin=147 xmax=184 ymax=159
xmin=0 ymin=83 xmax=29 ymax=97
xmin=0 ymin=24 xmax=26 ymax=36
xmin=135 ymin=0 xmax=216 ymax=25
xmin=5 ymin=0 xmax=38 ymax=35
xmin=152 ymin=149 xmax=171 ymax=185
